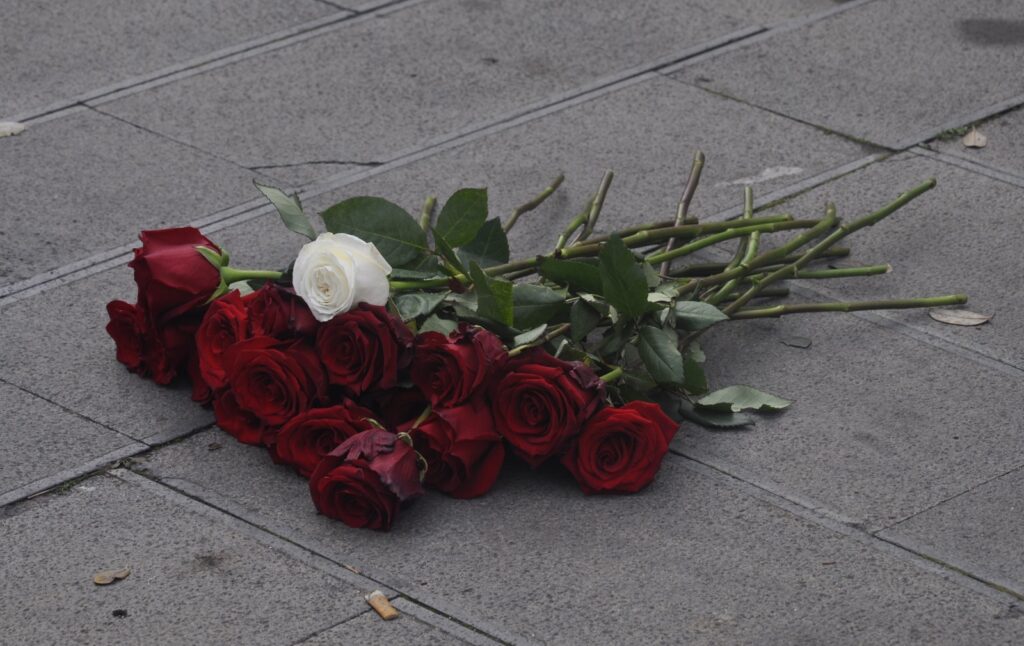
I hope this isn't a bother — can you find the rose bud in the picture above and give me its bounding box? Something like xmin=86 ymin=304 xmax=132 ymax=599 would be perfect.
xmin=489 ymin=349 xmax=605 ymax=467
xmin=223 ymin=336 xmax=327 ymax=426
xmin=316 ymin=304 xmax=413 ymax=396
xmin=400 ymin=398 xmax=505 ymax=499
xmin=292 ymin=233 xmax=392 ymax=322
xmin=246 ymin=283 xmax=318 ymax=339
xmin=561 ymin=401 xmax=679 ymax=494
xmin=273 ymin=401 xmax=380 ymax=478
xmin=195 ymin=291 xmax=249 ymax=390
xmin=309 ymin=429 xmax=424 ymax=531
xmin=410 ymin=324 xmax=507 ymax=408
xmin=213 ymin=389 xmax=268 ymax=445
xmin=128 ymin=227 xmax=223 ymax=324
xmin=105 ymin=300 xmax=146 ymax=373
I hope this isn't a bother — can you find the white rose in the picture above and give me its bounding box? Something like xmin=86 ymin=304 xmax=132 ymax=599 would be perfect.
xmin=292 ymin=233 xmax=392 ymax=322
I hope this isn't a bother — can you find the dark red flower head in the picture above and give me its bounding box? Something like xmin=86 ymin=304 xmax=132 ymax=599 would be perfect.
xmin=128 ymin=227 xmax=222 ymax=325
xmin=223 ymin=336 xmax=326 ymax=426
xmin=245 ymin=283 xmax=318 ymax=339
xmin=410 ymin=324 xmax=507 ymax=408
xmin=316 ymin=304 xmax=413 ymax=396
xmin=272 ymin=401 xmax=380 ymax=478
xmin=195 ymin=291 xmax=250 ymax=390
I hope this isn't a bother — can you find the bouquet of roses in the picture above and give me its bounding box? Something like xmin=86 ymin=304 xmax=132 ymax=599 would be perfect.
xmin=106 ymin=155 xmax=965 ymax=530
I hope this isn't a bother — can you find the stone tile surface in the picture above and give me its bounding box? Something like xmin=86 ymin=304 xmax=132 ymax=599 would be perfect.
xmin=0 ymin=473 xmax=367 ymax=646
xmin=0 ymin=382 xmax=139 ymax=501
xmin=673 ymin=0 xmax=1024 ymax=147
xmin=0 ymin=109 xmax=261 ymax=287
xmin=762 ymin=152 xmax=1024 ymax=368
xmin=212 ymin=76 xmax=867 ymax=271
xmin=881 ymin=465 xmax=1024 ymax=592
xmin=0 ymin=0 xmax=336 ymax=116
xmin=300 ymin=609 xmax=477 ymax=645
xmin=100 ymin=0 xmax=766 ymax=179
xmin=930 ymin=106 xmax=1024 ymax=180
xmin=692 ymin=313 xmax=1024 ymax=531
xmin=139 ymin=431 xmax=1023 ymax=645
xmin=0 ymin=269 xmax=213 ymax=443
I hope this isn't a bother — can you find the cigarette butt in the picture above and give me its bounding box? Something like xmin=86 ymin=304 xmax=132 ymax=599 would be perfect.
xmin=365 ymin=590 xmax=399 ymax=620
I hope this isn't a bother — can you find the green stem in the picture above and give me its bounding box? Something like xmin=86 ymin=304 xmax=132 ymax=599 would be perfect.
xmin=670 ymin=248 xmax=851 ymax=277
xmin=578 ymin=171 xmax=614 ymax=242
xmin=789 ymin=264 xmax=891 ymax=279
xmin=659 ymin=150 xmax=706 ymax=274
xmin=599 ymin=366 xmax=624 ymax=383
xmin=729 ymin=294 xmax=967 ymax=319
xmin=504 ymin=174 xmax=564 ymax=233
xmin=419 ymin=195 xmax=437 ymax=231
xmin=646 ymin=220 xmax=819 ymax=265
xmin=554 ymin=197 xmax=594 ymax=251
xmin=708 ymin=187 xmax=758 ymax=304
xmin=220 ymin=266 xmax=284 ymax=285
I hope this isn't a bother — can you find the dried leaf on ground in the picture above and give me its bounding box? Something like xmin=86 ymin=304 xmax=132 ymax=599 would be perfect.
xmin=962 ymin=128 xmax=987 ymax=148
xmin=929 ymin=309 xmax=992 ymax=326
xmin=0 ymin=121 xmax=26 ymax=138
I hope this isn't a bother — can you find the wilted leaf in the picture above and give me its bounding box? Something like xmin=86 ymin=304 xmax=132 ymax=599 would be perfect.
xmin=962 ymin=128 xmax=987 ymax=149
xmin=929 ymin=309 xmax=991 ymax=326
xmin=697 ymin=385 xmax=791 ymax=413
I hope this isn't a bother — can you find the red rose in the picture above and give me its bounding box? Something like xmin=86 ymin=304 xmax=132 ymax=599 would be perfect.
xmin=410 ymin=324 xmax=507 ymax=407
xmin=489 ymin=349 xmax=604 ymax=467
xmin=105 ymin=300 xmax=146 ymax=372
xmin=196 ymin=291 xmax=249 ymax=390
xmin=223 ymin=336 xmax=326 ymax=426
xmin=214 ymin=389 xmax=268 ymax=445
xmin=561 ymin=401 xmax=679 ymax=494
xmin=309 ymin=429 xmax=424 ymax=531
xmin=316 ymin=304 xmax=413 ymax=396
xmin=402 ymin=398 xmax=504 ymax=499
xmin=128 ymin=227 xmax=222 ymax=325
xmin=186 ymin=345 xmax=213 ymax=404
xmin=142 ymin=317 xmax=197 ymax=385
xmin=273 ymin=402 xmax=380 ymax=478
xmin=246 ymin=284 xmax=318 ymax=339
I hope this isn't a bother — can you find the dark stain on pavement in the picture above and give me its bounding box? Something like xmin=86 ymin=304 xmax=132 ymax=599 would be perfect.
xmin=958 ymin=19 xmax=1024 ymax=46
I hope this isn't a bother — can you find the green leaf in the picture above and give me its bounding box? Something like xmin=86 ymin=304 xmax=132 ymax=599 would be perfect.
xmin=512 ymin=324 xmax=547 ymax=346
xmin=642 ymin=261 xmax=661 ymax=288
xmin=539 ymin=258 xmax=603 ymax=295
xmin=458 ymin=218 xmax=509 ymax=268
xmin=394 ymin=292 xmax=447 ymax=321
xmin=389 ymin=267 xmax=446 ymax=280
xmin=468 ymin=262 xmax=513 ymax=326
xmin=682 ymin=342 xmax=708 ymax=395
xmin=599 ymin=235 xmax=648 ymax=320
xmin=419 ymin=314 xmax=457 ymax=336
xmin=512 ymin=283 xmax=566 ymax=330
xmin=677 ymin=398 xmax=755 ymax=429
xmin=638 ymin=326 xmax=685 ymax=386
xmin=569 ymin=299 xmax=601 ymax=342
xmin=254 ymin=182 xmax=317 ymax=241
xmin=432 ymin=229 xmax=466 ymax=275
xmin=697 ymin=385 xmax=792 ymax=413
xmin=598 ymin=323 xmax=631 ymax=360
xmin=321 ymin=197 xmax=427 ymax=266
xmin=674 ymin=301 xmax=728 ymax=331
xmin=436 ymin=188 xmax=487 ymax=248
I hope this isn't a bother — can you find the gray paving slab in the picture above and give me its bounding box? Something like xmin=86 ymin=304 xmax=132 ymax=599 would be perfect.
xmin=138 ymin=430 xmax=1024 ymax=645
xmin=0 ymin=269 xmax=214 ymax=443
xmin=672 ymin=0 xmax=1024 ymax=148
xmin=930 ymin=106 xmax=1024 ymax=181
xmin=0 ymin=108 xmax=262 ymax=287
xmin=97 ymin=0 xmax=806 ymax=183
xmin=692 ymin=312 xmax=1024 ymax=532
xmin=0 ymin=0 xmax=336 ymax=117
xmin=210 ymin=76 xmax=868 ymax=268
xmin=0 ymin=472 xmax=369 ymax=646
xmin=299 ymin=608 xmax=480 ymax=645
xmin=880 ymin=465 xmax=1024 ymax=594
xmin=0 ymin=382 xmax=143 ymax=506
xmin=759 ymin=152 xmax=1024 ymax=369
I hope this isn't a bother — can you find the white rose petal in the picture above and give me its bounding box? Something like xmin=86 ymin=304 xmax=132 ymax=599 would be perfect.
xmin=292 ymin=233 xmax=392 ymax=322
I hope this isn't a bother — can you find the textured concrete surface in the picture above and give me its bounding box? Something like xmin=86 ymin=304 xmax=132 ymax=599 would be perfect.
xmin=0 ymin=472 xmax=369 ymax=646
xmin=0 ymin=108 xmax=260 ymax=287
xmin=0 ymin=0 xmax=337 ymax=116
xmin=5 ymin=0 xmax=1024 ymax=642
xmin=137 ymin=432 xmax=1024 ymax=644
xmin=673 ymin=0 xmax=1024 ymax=148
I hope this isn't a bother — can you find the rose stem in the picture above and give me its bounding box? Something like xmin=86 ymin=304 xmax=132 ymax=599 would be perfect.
xmin=645 ymin=219 xmax=821 ymax=265
xmin=729 ymin=294 xmax=968 ymax=319
xmin=554 ymin=196 xmax=595 ymax=251
xmin=723 ymin=178 xmax=936 ymax=315
xmin=577 ymin=170 xmax=614 ymax=243
xmin=581 ymin=213 xmax=791 ymax=247
xmin=504 ymin=174 xmax=565 ymax=233
xmin=671 ymin=247 xmax=850 ymax=277
xmin=507 ymin=322 xmax=572 ymax=357
xmin=219 ymin=267 xmax=284 ymax=284
xmin=707 ymin=186 xmax=758 ymax=305
xmin=659 ymin=150 xmax=706 ymax=275
xmin=786 ymin=264 xmax=891 ymax=279
xmin=599 ymin=366 xmax=625 ymax=383
xmin=419 ymin=195 xmax=437 ymax=231
xmin=717 ymin=286 xmax=790 ymax=301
